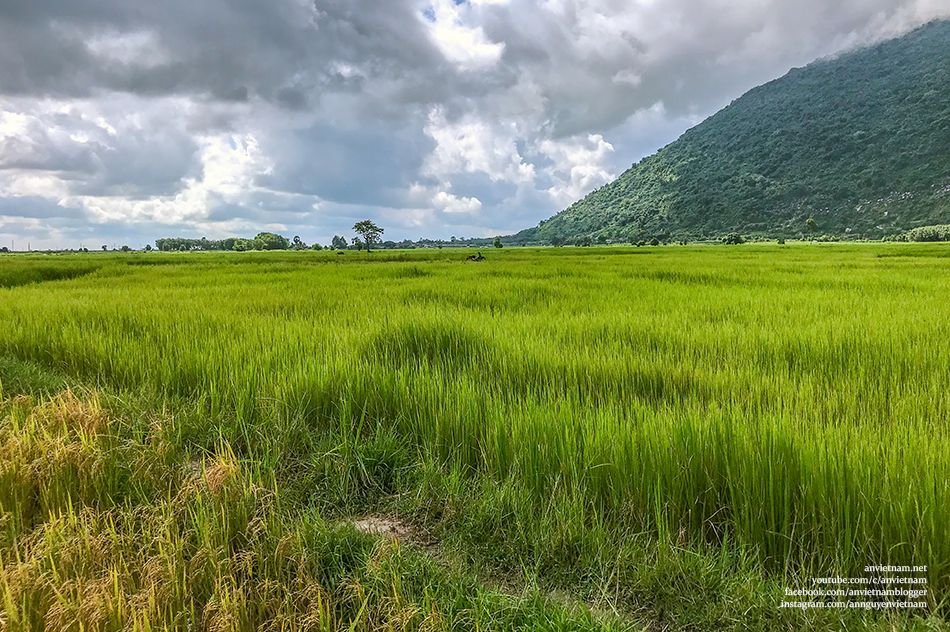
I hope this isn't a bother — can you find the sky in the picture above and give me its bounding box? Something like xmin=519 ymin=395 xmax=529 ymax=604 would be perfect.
xmin=1 ymin=0 xmax=948 ymax=250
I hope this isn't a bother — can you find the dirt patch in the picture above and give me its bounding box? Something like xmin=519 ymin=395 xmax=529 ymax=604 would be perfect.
xmin=348 ymin=515 xmax=442 ymax=555
xmin=346 ymin=516 xmax=641 ymax=628
xmin=351 ymin=516 xmax=414 ymax=540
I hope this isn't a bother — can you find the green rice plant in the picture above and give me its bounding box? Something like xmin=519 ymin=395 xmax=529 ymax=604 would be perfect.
xmin=0 ymin=393 xmax=628 ymax=631
xmin=1 ymin=244 xmax=949 ymax=627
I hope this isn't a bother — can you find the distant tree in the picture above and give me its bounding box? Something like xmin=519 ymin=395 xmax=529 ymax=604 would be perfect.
xmin=805 ymin=217 xmax=818 ymax=233
xmin=351 ymin=237 xmax=364 ymax=251
xmin=0 ymin=247 xmax=7 ymax=253
xmin=121 ymin=245 xmax=131 ymax=252
xmin=311 ymin=243 xmax=323 ymax=251
xmin=493 ymin=236 xmax=503 ymax=248
xmin=255 ymin=232 xmax=290 ymax=250
xmin=777 ymin=237 xmax=786 ymax=245
xmin=331 ymin=235 xmax=348 ymax=250
xmin=550 ymin=236 xmax=565 ymax=247
xmin=722 ymin=232 xmax=746 ymax=245
xmin=291 ymin=235 xmax=308 ymax=250
xmin=352 ymin=220 xmax=384 ymax=253
xmin=649 ymin=237 xmax=660 ymax=246
xmin=144 ymin=244 xmax=152 ymax=251
xmin=102 ymin=245 xmax=107 ymax=251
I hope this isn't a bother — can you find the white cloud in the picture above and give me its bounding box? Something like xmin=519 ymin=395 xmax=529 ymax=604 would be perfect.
xmin=0 ymin=110 xmax=29 ymax=139
xmin=189 ymin=218 xmax=289 ymax=236
xmin=83 ymin=29 xmax=169 ymax=68
xmin=0 ymin=103 xmax=275 ymax=225
xmin=73 ymin=132 xmax=274 ymax=224
xmin=423 ymin=0 xmax=505 ymax=71
xmin=0 ymin=214 xmax=71 ymax=251
xmin=423 ymin=106 xmax=535 ymax=184
xmin=409 ymin=181 xmax=482 ymax=215
xmin=538 ymin=132 xmax=615 ymax=206
xmin=1 ymin=173 xmax=73 ymax=200
xmin=612 ymin=69 xmax=642 ymax=86
xmin=433 ymin=190 xmax=482 ymax=214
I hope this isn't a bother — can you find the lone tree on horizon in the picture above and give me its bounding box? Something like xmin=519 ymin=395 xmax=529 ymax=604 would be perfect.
xmin=353 ymin=220 xmax=383 ymax=253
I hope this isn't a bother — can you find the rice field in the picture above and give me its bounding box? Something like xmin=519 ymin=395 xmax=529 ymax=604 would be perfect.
xmin=0 ymin=244 xmax=948 ymax=630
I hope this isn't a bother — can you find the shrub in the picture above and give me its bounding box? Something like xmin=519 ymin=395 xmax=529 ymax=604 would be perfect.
xmin=722 ymin=232 xmax=746 ymax=245
xmin=900 ymin=225 xmax=950 ymax=242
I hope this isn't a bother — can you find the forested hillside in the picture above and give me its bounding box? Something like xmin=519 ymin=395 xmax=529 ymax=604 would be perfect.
xmin=521 ymin=20 xmax=950 ymax=243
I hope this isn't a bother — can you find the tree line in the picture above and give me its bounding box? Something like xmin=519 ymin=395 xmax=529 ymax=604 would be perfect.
xmin=154 ymin=222 xmax=514 ymax=252
xmin=155 ymin=233 xmax=298 ymax=252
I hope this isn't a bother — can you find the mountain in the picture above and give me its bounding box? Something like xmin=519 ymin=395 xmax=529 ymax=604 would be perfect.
xmin=520 ymin=20 xmax=950 ymax=243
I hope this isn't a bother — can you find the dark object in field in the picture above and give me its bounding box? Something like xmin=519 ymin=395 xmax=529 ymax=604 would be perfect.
xmin=337 ymin=251 xmax=345 ymax=255
xmin=466 ymin=252 xmax=486 ymax=261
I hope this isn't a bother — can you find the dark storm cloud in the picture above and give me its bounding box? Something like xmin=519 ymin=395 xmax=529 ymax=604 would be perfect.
xmin=1 ymin=0 xmax=944 ymax=121
xmin=0 ymin=0 xmax=443 ymax=108
xmin=256 ymin=121 xmax=432 ymax=207
xmin=0 ymin=195 xmax=74 ymax=220
xmin=0 ymin=95 xmax=202 ymax=198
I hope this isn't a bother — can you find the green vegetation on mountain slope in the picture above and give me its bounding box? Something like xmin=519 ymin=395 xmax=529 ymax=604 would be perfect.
xmin=524 ymin=20 xmax=950 ymax=244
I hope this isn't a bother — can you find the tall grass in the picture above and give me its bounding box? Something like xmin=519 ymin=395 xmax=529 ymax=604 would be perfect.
xmin=0 ymin=392 xmax=625 ymax=631
xmin=1 ymin=244 xmax=948 ymax=618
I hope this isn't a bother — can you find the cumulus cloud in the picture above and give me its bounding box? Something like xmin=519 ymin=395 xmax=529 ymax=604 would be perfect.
xmin=433 ymin=190 xmax=483 ymax=214
xmin=0 ymin=0 xmax=947 ymax=248
xmin=423 ymin=107 xmax=535 ymax=185
xmin=539 ymin=133 xmax=615 ymax=206
xmin=424 ymin=0 xmax=506 ymax=71
xmin=411 ymin=182 xmax=484 ymax=216
xmin=71 ymin=132 xmax=274 ymax=224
